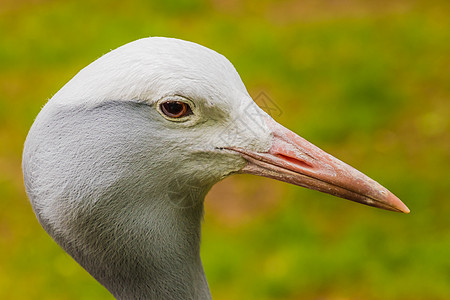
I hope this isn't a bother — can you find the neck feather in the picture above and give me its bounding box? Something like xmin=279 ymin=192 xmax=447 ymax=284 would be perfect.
xmin=54 ymin=193 xmax=212 ymax=299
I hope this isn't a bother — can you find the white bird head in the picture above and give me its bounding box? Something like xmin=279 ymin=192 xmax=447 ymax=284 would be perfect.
xmin=23 ymin=37 xmax=409 ymax=299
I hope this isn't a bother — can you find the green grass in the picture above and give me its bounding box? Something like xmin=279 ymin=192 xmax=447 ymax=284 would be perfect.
xmin=1 ymin=0 xmax=449 ymax=299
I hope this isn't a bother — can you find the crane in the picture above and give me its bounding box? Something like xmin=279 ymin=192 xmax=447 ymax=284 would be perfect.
xmin=22 ymin=37 xmax=409 ymax=299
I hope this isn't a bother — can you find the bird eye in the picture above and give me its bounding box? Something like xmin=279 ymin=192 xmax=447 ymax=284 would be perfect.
xmin=160 ymin=101 xmax=192 ymax=119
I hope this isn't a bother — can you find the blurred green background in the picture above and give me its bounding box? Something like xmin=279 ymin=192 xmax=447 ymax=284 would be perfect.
xmin=1 ymin=0 xmax=449 ymax=299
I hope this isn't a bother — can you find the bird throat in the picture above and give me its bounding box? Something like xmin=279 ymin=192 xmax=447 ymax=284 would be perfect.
xmin=60 ymin=192 xmax=212 ymax=299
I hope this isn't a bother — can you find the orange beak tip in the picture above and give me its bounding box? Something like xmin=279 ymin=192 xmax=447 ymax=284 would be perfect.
xmin=386 ymin=193 xmax=410 ymax=214
xmin=398 ymin=202 xmax=411 ymax=214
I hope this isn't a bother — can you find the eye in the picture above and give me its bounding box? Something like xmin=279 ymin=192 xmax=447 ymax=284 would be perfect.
xmin=160 ymin=101 xmax=193 ymax=119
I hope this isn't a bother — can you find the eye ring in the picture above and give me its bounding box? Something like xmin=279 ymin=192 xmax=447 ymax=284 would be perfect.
xmin=158 ymin=99 xmax=193 ymax=120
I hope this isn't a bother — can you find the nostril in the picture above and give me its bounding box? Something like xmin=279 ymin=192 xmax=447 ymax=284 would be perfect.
xmin=275 ymin=154 xmax=314 ymax=169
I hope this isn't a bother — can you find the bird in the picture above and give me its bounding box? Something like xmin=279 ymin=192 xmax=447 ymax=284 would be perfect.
xmin=22 ymin=37 xmax=409 ymax=299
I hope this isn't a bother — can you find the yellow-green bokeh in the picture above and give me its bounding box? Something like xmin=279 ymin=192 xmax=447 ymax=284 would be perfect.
xmin=1 ymin=1 xmax=449 ymax=299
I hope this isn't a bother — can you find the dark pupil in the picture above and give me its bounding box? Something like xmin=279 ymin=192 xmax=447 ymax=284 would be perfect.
xmin=164 ymin=101 xmax=184 ymax=115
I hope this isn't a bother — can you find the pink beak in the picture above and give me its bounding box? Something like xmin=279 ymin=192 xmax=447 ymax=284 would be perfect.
xmin=228 ymin=118 xmax=410 ymax=213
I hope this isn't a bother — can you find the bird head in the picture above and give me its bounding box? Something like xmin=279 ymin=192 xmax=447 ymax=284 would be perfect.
xmin=24 ymin=37 xmax=408 ymax=240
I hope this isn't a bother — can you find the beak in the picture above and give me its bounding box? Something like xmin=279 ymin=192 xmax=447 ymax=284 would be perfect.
xmin=227 ymin=118 xmax=410 ymax=213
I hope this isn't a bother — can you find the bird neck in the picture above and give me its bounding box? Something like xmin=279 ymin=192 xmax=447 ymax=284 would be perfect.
xmin=64 ymin=192 xmax=212 ymax=300
xmin=24 ymin=101 xmax=219 ymax=299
